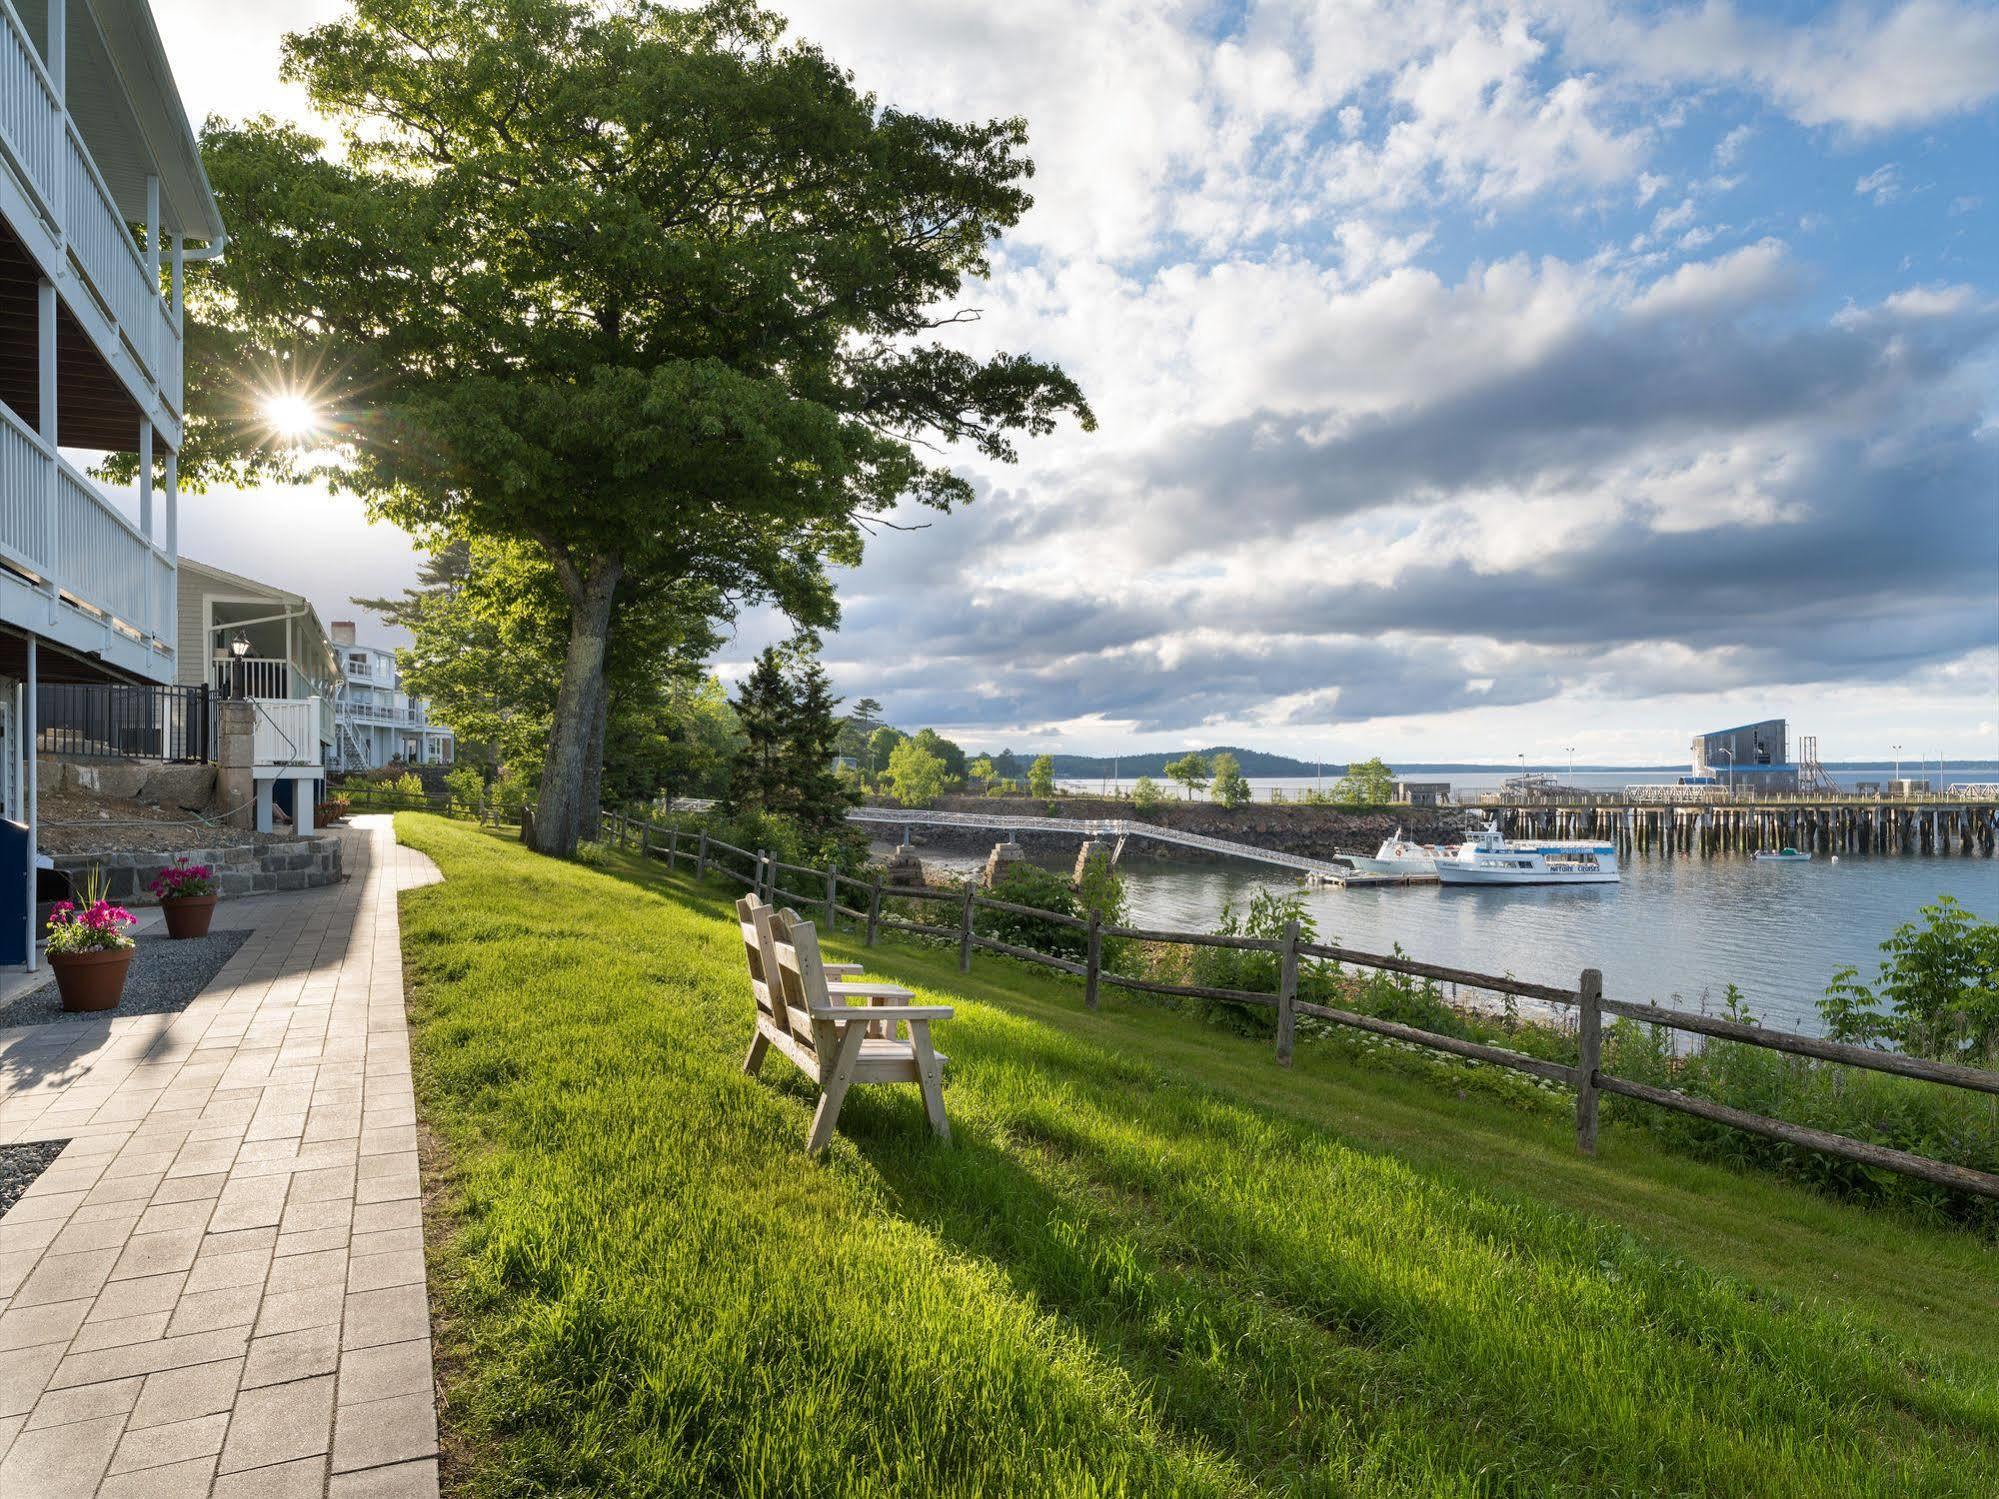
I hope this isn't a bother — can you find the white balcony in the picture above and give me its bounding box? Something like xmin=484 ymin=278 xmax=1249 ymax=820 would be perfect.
xmin=252 ymin=696 xmax=322 ymax=770
xmin=0 ymin=396 xmax=173 ymax=679
xmin=0 ymin=0 xmax=185 ymax=431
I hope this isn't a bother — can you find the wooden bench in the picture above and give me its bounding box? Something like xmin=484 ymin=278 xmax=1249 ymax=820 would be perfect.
xmin=738 ymin=897 xmax=952 ymax=1151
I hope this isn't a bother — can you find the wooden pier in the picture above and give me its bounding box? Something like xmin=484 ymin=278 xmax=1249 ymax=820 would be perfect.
xmin=1488 ymin=797 xmax=1999 ymax=857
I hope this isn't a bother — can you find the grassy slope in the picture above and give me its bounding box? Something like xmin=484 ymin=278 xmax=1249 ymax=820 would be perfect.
xmin=393 ymin=816 xmax=1999 ymax=1497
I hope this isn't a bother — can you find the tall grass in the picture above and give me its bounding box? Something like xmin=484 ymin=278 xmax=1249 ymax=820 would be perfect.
xmin=395 ymin=816 xmax=1999 ymax=1497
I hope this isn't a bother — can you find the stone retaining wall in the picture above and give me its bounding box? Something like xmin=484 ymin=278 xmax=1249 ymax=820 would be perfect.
xmin=864 ymin=795 xmax=1462 ymax=862
xmin=49 ymin=834 xmax=344 ymax=904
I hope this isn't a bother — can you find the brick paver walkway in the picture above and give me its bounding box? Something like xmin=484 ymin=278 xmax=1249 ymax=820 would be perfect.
xmin=0 ymin=816 xmax=442 ymax=1497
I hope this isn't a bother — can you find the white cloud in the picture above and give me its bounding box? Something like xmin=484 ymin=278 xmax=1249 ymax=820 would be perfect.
xmin=1855 ymin=163 xmax=1903 ymax=204
xmin=149 ymin=0 xmax=1999 ymax=754
xmin=1630 ymin=239 xmax=1792 ymax=318
xmin=1557 ymin=0 xmax=1999 ymax=132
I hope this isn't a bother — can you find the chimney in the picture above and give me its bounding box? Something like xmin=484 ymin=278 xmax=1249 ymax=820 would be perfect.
xmin=331 ymin=620 xmax=356 ymax=645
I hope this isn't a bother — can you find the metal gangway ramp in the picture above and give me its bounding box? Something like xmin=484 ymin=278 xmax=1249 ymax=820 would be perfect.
xmin=846 ymin=807 xmax=1411 ymax=885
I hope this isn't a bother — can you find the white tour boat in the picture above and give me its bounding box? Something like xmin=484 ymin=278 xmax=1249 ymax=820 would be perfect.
xmin=1753 ymin=847 xmax=1812 ymax=863
xmin=1338 ymin=828 xmax=1454 ymax=875
xmin=1432 ymin=825 xmax=1620 ymax=886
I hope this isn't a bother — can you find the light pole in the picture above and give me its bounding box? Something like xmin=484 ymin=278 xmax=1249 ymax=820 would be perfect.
xmin=1892 ymin=743 xmax=1902 ymax=788
xmin=1565 ymin=746 xmax=1576 ymax=786
xmin=1713 ymin=744 xmax=1734 ymax=796
xmin=228 ymin=631 xmax=250 ymax=700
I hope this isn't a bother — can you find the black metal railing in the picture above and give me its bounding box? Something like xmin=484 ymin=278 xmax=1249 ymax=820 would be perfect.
xmin=37 ymin=683 xmax=211 ymax=763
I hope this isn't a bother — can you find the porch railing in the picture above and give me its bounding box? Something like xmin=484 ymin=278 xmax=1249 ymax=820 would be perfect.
xmin=55 ymin=455 xmax=172 ymax=643
xmin=253 ymin=697 xmax=321 ymax=767
xmin=0 ymin=402 xmax=174 ymax=653
xmin=37 ymin=682 xmax=209 ymax=763
xmin=0 ymin=0 xmax=181 ymax=400
xmin=213 ymin=657 xmax=294 ymax=700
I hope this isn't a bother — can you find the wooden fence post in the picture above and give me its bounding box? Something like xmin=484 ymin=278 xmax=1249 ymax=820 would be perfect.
xmin=958 ymin=883 xmax=976 ymax=973
xmin=666 ymin=827 xmax=679 ymax=872
xmin=1084 ymin=911 xmax=1102 ymax=1011
xmin=1575 ymin=968 xmax=1603 ymax=1155
xmin=755 ymin=850 xmax=768 ymax=903
xmin=640 ymin=822 xmax=651 ymax=861
xmin=823 ymin=865 xmax=838 ymax=931
xmin=865 ymin=873 xmax=883 ymax=947
xmin=1276 ymin=918 xmax=1300 ymax=1066
xmin=696 ymin=831 xmax=709 ymax=881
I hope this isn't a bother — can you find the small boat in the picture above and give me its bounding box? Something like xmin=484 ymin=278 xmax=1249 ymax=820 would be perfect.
xmin=1753 ymin=848 xmax=1812 ymax=862
xmin=1338 ymin=827 xmax=1453 ymax=874
xmin=1433 ymin=825 xmax=1620 ymax=886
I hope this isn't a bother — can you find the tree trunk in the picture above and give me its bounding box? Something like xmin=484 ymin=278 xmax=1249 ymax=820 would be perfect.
xmin=580 ymin=670 xmax=609 ymax=838
xmin=530 ymin=551 xmax=622 ymax=857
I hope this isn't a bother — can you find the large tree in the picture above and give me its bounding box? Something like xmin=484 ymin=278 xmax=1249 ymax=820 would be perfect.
xmin=359 ymin=538 xmax=727 ymax=818
xmin=191 ymin=0 xmax=1091 ymax=855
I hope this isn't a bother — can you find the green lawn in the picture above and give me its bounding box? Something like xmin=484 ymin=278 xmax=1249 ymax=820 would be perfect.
xmin=393 ymin=815 xmax=1999 ymax=1497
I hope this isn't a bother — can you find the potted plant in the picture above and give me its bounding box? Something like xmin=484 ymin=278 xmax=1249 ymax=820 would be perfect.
xmin=148 ymin=859 xmax=221 ymax=939
xmin=45 ymin=869 xmax=138 ymax=1012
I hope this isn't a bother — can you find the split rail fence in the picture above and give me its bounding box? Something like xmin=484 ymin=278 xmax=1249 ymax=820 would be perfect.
xmin=598 ymin=811 xmax=1999 ymax=1201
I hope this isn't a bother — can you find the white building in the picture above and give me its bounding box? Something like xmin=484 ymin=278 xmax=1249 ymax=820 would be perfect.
xmin=0 ymin=0 xmax=221 ymax=965
xmin=173 ymin=556 xmax=340 ymax=825
xmin=330 ymin=622 xmax=454 ymax=771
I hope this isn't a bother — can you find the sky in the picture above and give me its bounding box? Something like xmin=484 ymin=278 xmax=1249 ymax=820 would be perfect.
xmin=153 ymin=1 xmax=1999 ymax=765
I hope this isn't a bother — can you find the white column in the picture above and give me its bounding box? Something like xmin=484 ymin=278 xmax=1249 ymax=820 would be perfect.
xmin=255 ymin=779 xmax=274 ymax=834
xmin=144 ymin=175 xmax=161 ymax=369
xmin=164 ymin=450 xmax=178 ymax=555
xmin=145 ymin=178 xmax=160 ymax=278
xmin=46 ymin=0 xmax=64 ymax=99
xmin=23 ymin=639 xmax=36 ymax=974
xmin=37 ymin=278 xmax=57 ymax=602
xmin=137 ymin=417 xmax=153 ymax=537
xmin=36 ymin=280 xmax=55 ymax=447
xmin=164 ymin=448 xmax=179 ymax=654
xmin=171 ymin=235 xmax=184 ymax=325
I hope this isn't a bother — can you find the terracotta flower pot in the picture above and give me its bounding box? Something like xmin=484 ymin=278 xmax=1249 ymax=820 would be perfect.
xmin=48 ymin=946 xmax=134 ymax=1012
xmin=160 ymin=895 xmax=218 ymax=940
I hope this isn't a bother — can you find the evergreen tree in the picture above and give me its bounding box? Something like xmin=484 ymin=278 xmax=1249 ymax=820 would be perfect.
xmin=725 ymin=645 xmax=857 ymax=838
xmin=728 ymin=650 xmax=796 ymax=818
xmin=784 ymin=657 xmax=859 ymax=840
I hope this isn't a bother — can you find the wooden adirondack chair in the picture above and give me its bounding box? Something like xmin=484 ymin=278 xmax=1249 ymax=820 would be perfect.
xmin=736 ymin=893 xmax=865 ymax=999
xmin=739 ymin=900 xmax=952 ymax=1151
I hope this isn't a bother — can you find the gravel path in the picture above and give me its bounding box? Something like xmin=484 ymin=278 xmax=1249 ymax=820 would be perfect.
xmin=0 ymin=1137 xmax=68 ymax=1216
xmin=0 ymin=927 xmax=251 ymax=1028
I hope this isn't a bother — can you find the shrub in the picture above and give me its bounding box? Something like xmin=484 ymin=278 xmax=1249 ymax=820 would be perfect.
xmin=1818 ymin=896 xmax=1998 ymax=1065
xmin=1130 ymin=776 xmax=1163 ymax=811
xmin=317 ymin=797 xmax=351 ymax=824
xmin=444 ymin=765 xmax=485 ymax=816
xmin=976 ymin=862 xmax=1087 ymax=960
xmin=1604 ymin=1008 xmax=1999 ymax=1232
xmin=491 ymin=769 xmax=531 ymax=822
xmin=392 ymin=771 xmax=426 ymax=800
xmin=1187 ymin=887 xmax=1317 ymax=1033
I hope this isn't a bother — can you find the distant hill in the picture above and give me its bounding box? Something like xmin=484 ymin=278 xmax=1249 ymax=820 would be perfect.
xmin=1037 ymin=746 xmax=1321 ymax=778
